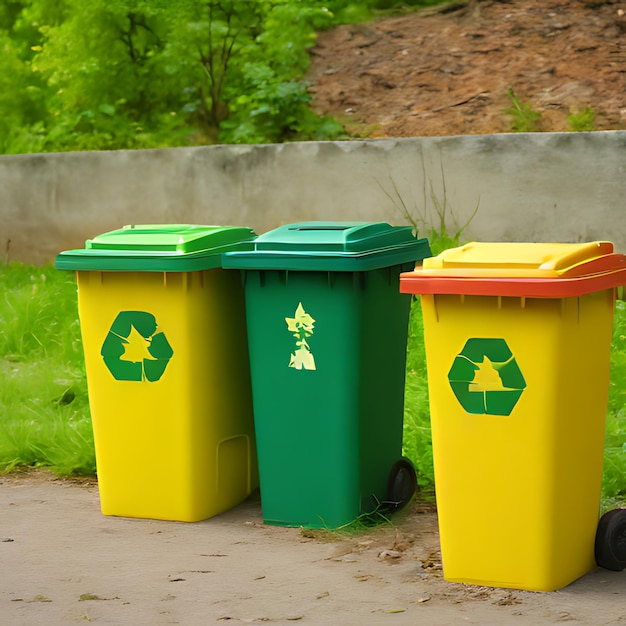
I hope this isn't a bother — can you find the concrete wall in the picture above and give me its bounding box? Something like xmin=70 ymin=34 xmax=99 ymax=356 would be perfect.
xmin=1 ymin=131 xmax=625 ymax=265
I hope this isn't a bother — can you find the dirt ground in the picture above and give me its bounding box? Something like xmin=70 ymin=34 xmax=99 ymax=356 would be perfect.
xmin=1 ymin=471 xmax=624 ymax=625
xmin=307 ymin=0 xmax=626 ymax=138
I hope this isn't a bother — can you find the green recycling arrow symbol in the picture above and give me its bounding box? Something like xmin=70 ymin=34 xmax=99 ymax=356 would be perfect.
xmin=447 ymin=338 xmax=526 ymax=416
xmin=101 ymin=311 xmax=174 ymax=382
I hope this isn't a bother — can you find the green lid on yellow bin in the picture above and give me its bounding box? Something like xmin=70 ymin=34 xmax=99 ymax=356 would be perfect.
xmin=55 ymin=224 xmax=257 ymax=272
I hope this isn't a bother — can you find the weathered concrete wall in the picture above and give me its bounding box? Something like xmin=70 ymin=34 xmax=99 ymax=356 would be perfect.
xmin=1 ymin=131 xmax=625 ymax=265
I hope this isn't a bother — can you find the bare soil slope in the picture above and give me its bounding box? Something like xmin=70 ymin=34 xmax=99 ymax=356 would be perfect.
xmin=308 ymin=0 xmax=626 ymax=138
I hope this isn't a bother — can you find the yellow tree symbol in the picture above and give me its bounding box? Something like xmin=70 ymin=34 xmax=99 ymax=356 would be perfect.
xmin=285 ymin=303 xmax=316 ymax=371
xmin=120 ymin=326 xmax=156 ymax=364
xmin=469 ymin=356 xmax=507 ymax=391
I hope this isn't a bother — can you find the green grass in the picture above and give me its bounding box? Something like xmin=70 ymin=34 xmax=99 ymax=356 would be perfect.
xmin=402 ymin=297 xmax=434 ymax=488
xmin=0 ymin=262 xmax=624 ymax=509
xmin=0 ymin=264 xmax=95 ymax=475
xmin=602 ymin=299 xmax=626 ymax=505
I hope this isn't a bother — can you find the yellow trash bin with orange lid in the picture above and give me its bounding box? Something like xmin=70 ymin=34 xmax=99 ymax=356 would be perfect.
xmin=400 ymin=241 xmax=626 ymax=591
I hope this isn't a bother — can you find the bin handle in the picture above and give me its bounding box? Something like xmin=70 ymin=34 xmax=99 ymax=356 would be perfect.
xmin=538 ymin=241 xmax=614 ymax=273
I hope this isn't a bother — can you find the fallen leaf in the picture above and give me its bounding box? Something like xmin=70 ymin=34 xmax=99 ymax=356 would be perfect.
xmin=420 ymin=552 xmax=442 ymax=571
xmin=30 ymin=595 xmax=52 ymax=603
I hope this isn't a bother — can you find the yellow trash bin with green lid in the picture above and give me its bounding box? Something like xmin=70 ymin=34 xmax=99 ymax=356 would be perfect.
xmin=400 ymin=241 xmax=626 ymax=592
xmin=55 ymin=224 xmax=259 ymax=522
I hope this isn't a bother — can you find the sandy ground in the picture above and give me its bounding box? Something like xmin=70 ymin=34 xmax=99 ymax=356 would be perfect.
xmin=1 ymin=471 xmax=624 ymax=625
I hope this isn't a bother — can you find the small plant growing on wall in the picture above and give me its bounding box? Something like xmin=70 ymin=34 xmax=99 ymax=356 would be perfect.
xmin=380 ymin=158 xmax=479 ymax=255
xmin=504 ymin=88 xmax=542 ymax=132
xmin=568 ymin=106 xmax=596 ymax=132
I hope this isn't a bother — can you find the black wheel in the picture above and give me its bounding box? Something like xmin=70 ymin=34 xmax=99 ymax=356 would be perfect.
xmin=386 ymin=458 xmax=417 ymax=513
xmin=595 ymin=508 xmax=626 ymax=571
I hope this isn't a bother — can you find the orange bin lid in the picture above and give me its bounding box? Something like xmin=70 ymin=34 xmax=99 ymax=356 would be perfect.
xmin=400 ymin=241 xmax=626 ymax=298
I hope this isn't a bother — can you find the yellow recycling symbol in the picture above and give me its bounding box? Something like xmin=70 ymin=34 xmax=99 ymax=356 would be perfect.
xmin=285 ymin=302 xmax=316 ymax=371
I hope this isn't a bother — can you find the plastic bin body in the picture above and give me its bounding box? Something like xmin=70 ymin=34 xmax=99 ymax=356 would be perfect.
xmin=400 ymin=241 xmax=626 ymax=591
xmin=224 ymin=222 xmax=431 ymax=529
xmin=55 ymin=225 xmax=258 ymax=522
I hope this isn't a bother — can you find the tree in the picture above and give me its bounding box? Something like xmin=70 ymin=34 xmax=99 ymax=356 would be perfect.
xmin=0 ymin=0 xmax=343 ymax=152
xmin=163 ymin=0 xmax=339 ymax=143
xmin=28 ymin=0 xmax=189 ymax=151
xmin=0 ymin=0 xmax=58 ymax=152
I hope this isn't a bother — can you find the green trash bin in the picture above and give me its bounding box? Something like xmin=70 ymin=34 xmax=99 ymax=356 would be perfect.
xmin=223 ymin=222 xmax=431 ymax=528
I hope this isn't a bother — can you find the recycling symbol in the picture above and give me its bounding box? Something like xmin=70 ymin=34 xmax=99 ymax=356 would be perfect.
xmin=101 ymin=311 xmax=174 ymax=382
xmin=447 ymin=338 xmax=526 ymax=416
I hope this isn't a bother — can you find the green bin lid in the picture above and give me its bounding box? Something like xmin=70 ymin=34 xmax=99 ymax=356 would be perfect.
xmin=222 ymin=222 xmax=431 ymax=271
xmin=54 ymin=224 xmax=257 ymax=272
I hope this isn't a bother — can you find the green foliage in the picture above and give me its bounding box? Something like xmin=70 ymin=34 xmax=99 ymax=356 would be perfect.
xmin=24 ymin=0 xmax=194 ymax=151
xmin=223 ymin=66 xmax=343 ymax=143
xmin=504 ymin=88 xmax=542 ymax=133
xmin=0 ymin=0 xmax=350 ymax=152
xmin=568 ymin=106 xmax=596 ymax=132
xmin=211 ymin=1 xmax=342 ymax=143
xmin=0 ymin=21 xmax=49 ymax=152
